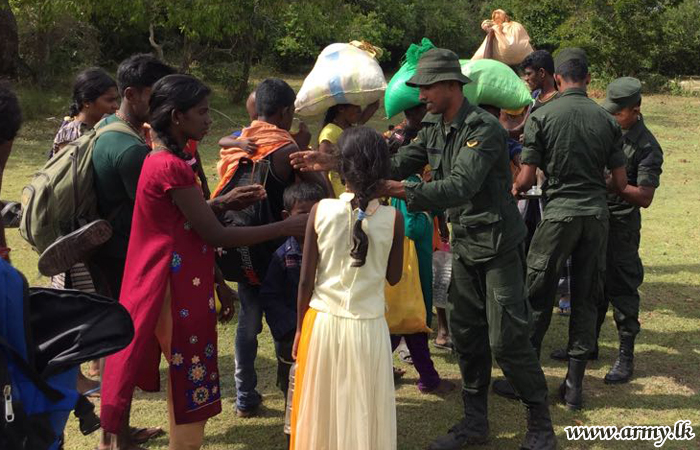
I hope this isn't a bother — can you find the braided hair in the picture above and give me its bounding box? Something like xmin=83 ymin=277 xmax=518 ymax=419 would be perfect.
xmin=149 ymin=74 xmax=211 ymax=192
xmin=149 ymin=74 xmax=210 ymax=161
xmin=337 ymin=126 xmax=390 ymax=267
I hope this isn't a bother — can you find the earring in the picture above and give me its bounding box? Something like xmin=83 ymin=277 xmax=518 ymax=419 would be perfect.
xmin=175 ymin=121 xmax=180 ymax=125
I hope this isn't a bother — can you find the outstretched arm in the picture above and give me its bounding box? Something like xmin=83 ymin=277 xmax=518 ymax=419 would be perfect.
xmin=171 ymin=186 xmax=307 ymax=248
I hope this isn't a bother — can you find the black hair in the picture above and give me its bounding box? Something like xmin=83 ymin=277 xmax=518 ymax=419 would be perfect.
xmin=0 ymin=83 xmax=22 ymax=145
xmin=556 ymin=59 xmax=588 ymax=82
xmin=337 ymin=126 xmax=390 ymax=267
xmin=116 ymin=53 xmax=175 ymax=97
xmin=324 ymin=104 xmax=341 ymax=126
xmin=149 ymin=74 xmax=211 ymax=163
xmin=283 ymin=182 xmax=327 ymax=211
xmin=68 ymin=67 xmax=117 ymax=117
xmin=521 ymin=50 xmax=555 ymax=76
xmin=255 ymin=78 xmax=296 ymax=118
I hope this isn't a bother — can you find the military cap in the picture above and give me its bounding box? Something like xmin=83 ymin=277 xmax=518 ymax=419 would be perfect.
xmin=406 ymin=48 xmax=471 ymax=87
xmin=601 ymin=77 xmax=642 ymax=113
xmin=554 ymin=47 xmax=588 ymax=72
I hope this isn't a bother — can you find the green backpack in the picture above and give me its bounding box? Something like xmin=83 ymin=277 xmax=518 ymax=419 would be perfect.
xmin=19 ymin=120 xmax=142 ymax=253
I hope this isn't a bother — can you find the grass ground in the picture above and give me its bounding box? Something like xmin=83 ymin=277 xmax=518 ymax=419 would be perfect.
xmin=2 ymin=75 xmax=699 ymax=449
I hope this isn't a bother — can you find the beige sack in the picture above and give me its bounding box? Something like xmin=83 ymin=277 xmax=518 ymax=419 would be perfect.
xmin=473 ymin=9 xmax=534 ymax=66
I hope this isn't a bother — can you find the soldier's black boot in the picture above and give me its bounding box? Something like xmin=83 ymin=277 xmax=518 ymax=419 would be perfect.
xmin=427 ymin=390 xmax=489 ymax=449
xmin=604 ymin=334 xmax=635 ymax=384
xmin=520 ymin=401 xmax=557 ymax=450
xmin=550 ymin=345 xmax=598 ymax=362
xmin=558 ymin=358 xmax=587 ymax=410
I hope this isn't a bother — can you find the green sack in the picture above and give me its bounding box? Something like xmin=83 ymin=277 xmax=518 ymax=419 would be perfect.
xmin=460 ymin=59 xmax=534 ymax=111
xmin=384 ymin=38 xmax=435 ymax=119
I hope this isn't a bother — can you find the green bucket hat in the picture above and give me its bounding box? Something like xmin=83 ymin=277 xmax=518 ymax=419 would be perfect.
xmin=601 ymin=77 xmax=642 ymax=114
xmin=406 ymin=48 xmax=471 ymax=87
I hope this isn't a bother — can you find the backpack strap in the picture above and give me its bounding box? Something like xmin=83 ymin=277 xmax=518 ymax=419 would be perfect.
xmin=94 ymin=120 xmax=145 ymax=143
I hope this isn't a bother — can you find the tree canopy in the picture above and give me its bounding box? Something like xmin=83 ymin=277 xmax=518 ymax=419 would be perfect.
xmin=3 ymin=0 xmax=699 ymax=90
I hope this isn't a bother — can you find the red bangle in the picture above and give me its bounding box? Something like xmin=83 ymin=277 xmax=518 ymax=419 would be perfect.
xmin=0 ymin=247 xmax=10 ymax=261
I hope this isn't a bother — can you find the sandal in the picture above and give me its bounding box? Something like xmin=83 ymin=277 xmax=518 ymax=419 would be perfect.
xmin=83 ymin=386 xmax=101 ymax=398
xmin=130 ymin=426 xmax=165 ymax=445
xmin=432 ymin=339 xmax=453 ymax=350
xmin=397 ymin=348 xmax=413 ymax=365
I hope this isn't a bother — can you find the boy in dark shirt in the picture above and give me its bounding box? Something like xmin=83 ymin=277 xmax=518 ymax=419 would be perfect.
xmin=259 ymin=182 xmax=326 ymax=401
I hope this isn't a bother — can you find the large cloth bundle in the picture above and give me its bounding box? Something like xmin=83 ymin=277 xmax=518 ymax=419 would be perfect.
xmin=295 ymin=43 xmax=387 ymax=117
xmin=472 ymin=9 xmax=534 ymax=66
xmin=384 ymin=38 xmax=435 ymax=119
xmin=460 ymin=59 xmax=533 ymax=111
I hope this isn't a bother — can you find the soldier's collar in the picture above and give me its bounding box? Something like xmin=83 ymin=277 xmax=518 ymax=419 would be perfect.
xmin=623 ymin=114 xmax=645 ymax=143
xmin=422 ymin=97 xmax=472 ymax=130
xmin=559 ymin=87 xmax=588 ymax=98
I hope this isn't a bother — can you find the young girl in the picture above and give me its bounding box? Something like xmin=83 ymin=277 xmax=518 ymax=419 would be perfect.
xmin=318 ymin=101 xmax=379 ymax=196
xmin=290 ymin=126 xmax=404 ymax=450
xmin=100 ymin=74 xmax=307 ymax=449
xmin=50 ymin=67 xmax=120 ymax=158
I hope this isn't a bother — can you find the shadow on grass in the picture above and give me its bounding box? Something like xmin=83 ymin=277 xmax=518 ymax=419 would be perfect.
xmin=645 ymin=264 xmax=700 ymax=275
xmin=206 ymin=422 xmax=288 ymax=449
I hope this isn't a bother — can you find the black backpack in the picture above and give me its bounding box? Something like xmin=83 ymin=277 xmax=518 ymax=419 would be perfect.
xmin=216 ymin=158 xmax=284 ymax=286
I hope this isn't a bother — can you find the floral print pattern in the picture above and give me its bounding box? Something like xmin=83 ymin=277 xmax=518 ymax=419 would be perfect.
xmin=188 ymin=363 xmax=207 ymax=384
xmin=171 ymin=352 xmax=184 ymax=367
xmin=171 ymin=252 xmax=182 ymax=273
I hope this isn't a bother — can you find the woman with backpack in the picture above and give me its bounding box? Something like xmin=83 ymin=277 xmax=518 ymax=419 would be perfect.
xmin=50 ymin=67 xmax=119 ymax=158
xmin=49 ymin=67 xmax=119 ymax=393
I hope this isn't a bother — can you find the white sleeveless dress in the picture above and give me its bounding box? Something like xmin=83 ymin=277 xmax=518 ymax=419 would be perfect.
xmin=291 ymin=193 xmax=397 ymax=450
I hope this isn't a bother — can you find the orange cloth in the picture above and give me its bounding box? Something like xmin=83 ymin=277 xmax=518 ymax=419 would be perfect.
xmin=289 ymin=308 xmax=318 ymax=450
xmin=211 ymin=120 xmax=296 ymax=198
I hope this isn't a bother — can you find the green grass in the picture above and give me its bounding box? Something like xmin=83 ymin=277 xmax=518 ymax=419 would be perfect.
xmin=2 ymin=80 xmax=700 ymax=449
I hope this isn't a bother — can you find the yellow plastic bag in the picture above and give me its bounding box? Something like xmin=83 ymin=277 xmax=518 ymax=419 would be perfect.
xmin=472 ymin=9 xmax=534 ymax=66
xmin=385 ymin=237 xmax=431 ymax=334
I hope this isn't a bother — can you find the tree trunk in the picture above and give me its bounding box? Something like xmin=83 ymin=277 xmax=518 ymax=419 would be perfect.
xmin=180 ymin=34 xmax=193 ymax=73
xmin=149 ymin=23 xmax=165 ymax=61
xmin=0 ymin=0 xmax=19 ymax=79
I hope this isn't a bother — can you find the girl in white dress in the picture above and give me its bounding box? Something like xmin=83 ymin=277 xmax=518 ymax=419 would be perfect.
xmin=290 ymin=126 xmax=405 ymax=450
